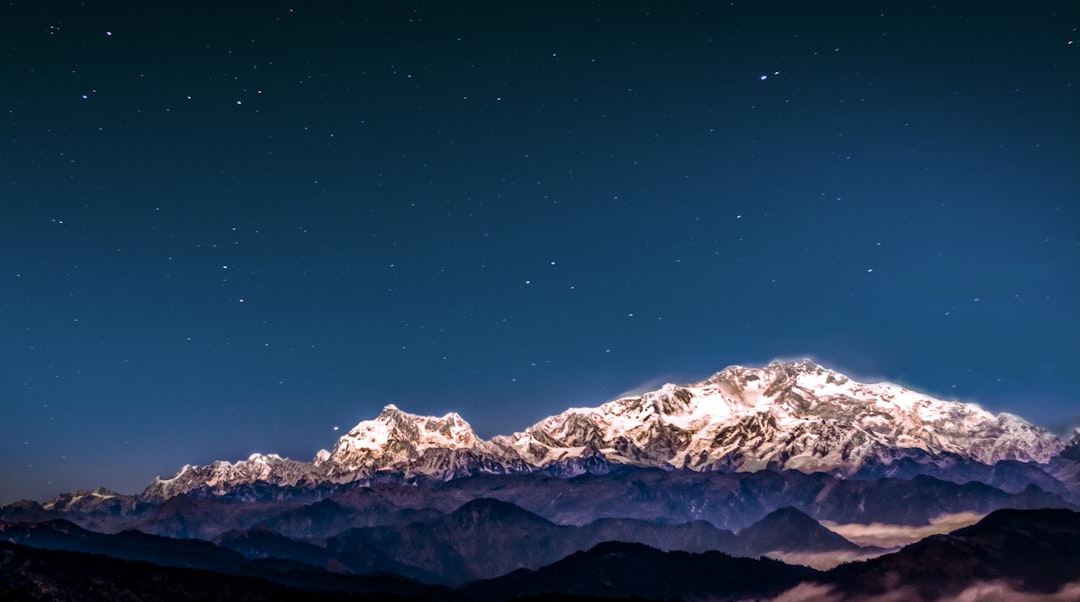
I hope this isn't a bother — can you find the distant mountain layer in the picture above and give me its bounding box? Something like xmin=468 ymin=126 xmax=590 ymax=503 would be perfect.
xmin=468 ymin=508 xmax=1080 ymax=602
xmin=142 ymin=360 xmax=1069 ymax=499
xmin=5 ymin=358 xmax=1077 ymax=601
xmin=4 ymin=508 xmax=1078 ymax=602
xmin=7 ymin=465 xmax=1075 ymax=543
xmin=0 ymin=499 xmax=866 ymax=587
xmin=0 ymin=539 xmax=456 ymax=602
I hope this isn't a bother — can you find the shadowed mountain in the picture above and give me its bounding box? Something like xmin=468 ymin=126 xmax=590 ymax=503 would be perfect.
xmin=213 ymin=527 xmax=437 ymax=582
xmin=0 ymin=489 xmax=153 ymax=535
xmin=0 ymin=540 xmax=458 ymax=601
xmin=7 ymin=509 xmax=1080 ymax=601
xmin=325 ymin=497 xmax=861 ymax=585
xmin=810 ymin=507 xmax=1080 ymax=601
xmin=434 ymin=468 xmax=1075 ymax=529
xmin=462 ymin=541 xmax=820 ymax=601
xmin=327 ymin=498 xmax=575 ymax=585
xmin=0 ymin=518 xmax=449 ymax=595
xmin=132 ymin=492 xmax=314 ymax=539
xmin=853 ymin=451 xmax=1075 ymax=499
xmin=733 ymin=505 xmax=864 ymax=556
xmin=6 ymin=468 xmax=1073 ymax=547
xmin=1046 ymin=432 xmax=1080 ymax=504
xmin=577 ymin=516 xmax=737 ymax=553
xmin=0 ymin=519 xmax=254 ymax=574
xmin=255 ymin=489 xmax=447 ymax=539
xmin=1062 ymin=431 xmax=1080 ymax=462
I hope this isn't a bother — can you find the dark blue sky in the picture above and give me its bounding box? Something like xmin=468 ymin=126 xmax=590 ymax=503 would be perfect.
xmin=2 ymin=2 xmax=1078 ymax=503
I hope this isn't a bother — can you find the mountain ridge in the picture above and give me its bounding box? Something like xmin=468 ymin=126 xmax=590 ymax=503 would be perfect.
xmin=142 ymin=359 xmax=1068 ymax=500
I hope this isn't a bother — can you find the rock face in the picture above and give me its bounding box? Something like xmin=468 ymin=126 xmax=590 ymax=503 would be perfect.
xmin=142 ymin=360 xmax=1067 ymax=499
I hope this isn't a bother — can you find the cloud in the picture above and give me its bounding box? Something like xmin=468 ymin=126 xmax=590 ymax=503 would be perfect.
xmin=939 ymin=581 xmax=1080 ymax=602
xmin=819 ymin=511 xmax=984 ymax=548
xmin=769 ymin=582 xmax=840 ymax=602
xmin=762 ymin=548 xmax=889 ymax=571
xmin=769 ymin=581 xmax=1080 ymax=602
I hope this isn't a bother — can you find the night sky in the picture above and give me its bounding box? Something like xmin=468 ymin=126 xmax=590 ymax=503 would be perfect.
xmin=2 ymin=2 xmax=1078 ymax=503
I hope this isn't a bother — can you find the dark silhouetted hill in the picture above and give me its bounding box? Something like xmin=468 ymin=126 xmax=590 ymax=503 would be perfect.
xmin=463 ymin=540 xmax=819 ymax=601
xmin=816 ymin=507 xmax=1080 ymax=601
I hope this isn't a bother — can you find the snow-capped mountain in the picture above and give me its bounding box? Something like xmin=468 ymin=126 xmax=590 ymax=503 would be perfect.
xmin=313 ymin=404 xmax=531 ymax=480
xmin=144 ymin=405 xmax=532 ymax=500
xmin=143 ymin=360 xmax=1068 ymax=499
xmin=498 ymin=359 xmax=1064 ymax=475
xmin=144 ymin=453 xmax=317 ymax=500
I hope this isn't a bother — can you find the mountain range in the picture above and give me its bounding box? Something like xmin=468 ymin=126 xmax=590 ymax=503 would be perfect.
xmin=4 ymin=359 xmax=1080 ymax=600
xmin=4 ymin=507 xmax=1080 ymax=601
xmin=143 ymin=359 xmax=1073 ymax=500
xmin=0 ymin=500 xmax=853 ymax=589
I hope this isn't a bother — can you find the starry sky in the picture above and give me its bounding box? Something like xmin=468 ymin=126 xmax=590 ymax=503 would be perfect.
xmin=2 ymin=1 xmax=1078 ymax=503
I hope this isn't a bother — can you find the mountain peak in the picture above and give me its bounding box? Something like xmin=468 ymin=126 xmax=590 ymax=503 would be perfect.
xmin=704 ymin=359 xmax=847 ymax=390
xmin=736 ymin=506 xmax=860 ymax=554
xmin=449 ymin=498 xmax=555 ymax=529
xmin=513 ymin=359 xmax=1063 ymax=473
xmin=41 ymin=487 xmax=122 ymax=512
xmin=314 ymin=405 xmax=482 ymax=476
xmin=766 ymin=358 xmax=824 ymax=372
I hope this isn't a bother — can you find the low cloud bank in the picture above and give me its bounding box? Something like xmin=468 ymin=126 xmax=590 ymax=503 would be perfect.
xmin=771 ymin=580 xmax=1080 ymax=602
xmin=819 ymin=511 xmax=984 ymax=548
xmin=763 ymin=548 xmax=889 ymax=571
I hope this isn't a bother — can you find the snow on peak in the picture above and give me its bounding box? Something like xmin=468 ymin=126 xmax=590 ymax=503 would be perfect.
xmin=510 ymin=359 xmax=1065 ymax=472
xmin=341 ymin=405 xmax=477 ymax=449
xmin=140 ymin=359 xmax=1068 ymax=498
xmin=316 ymin=405 xmax=482 ymax=474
